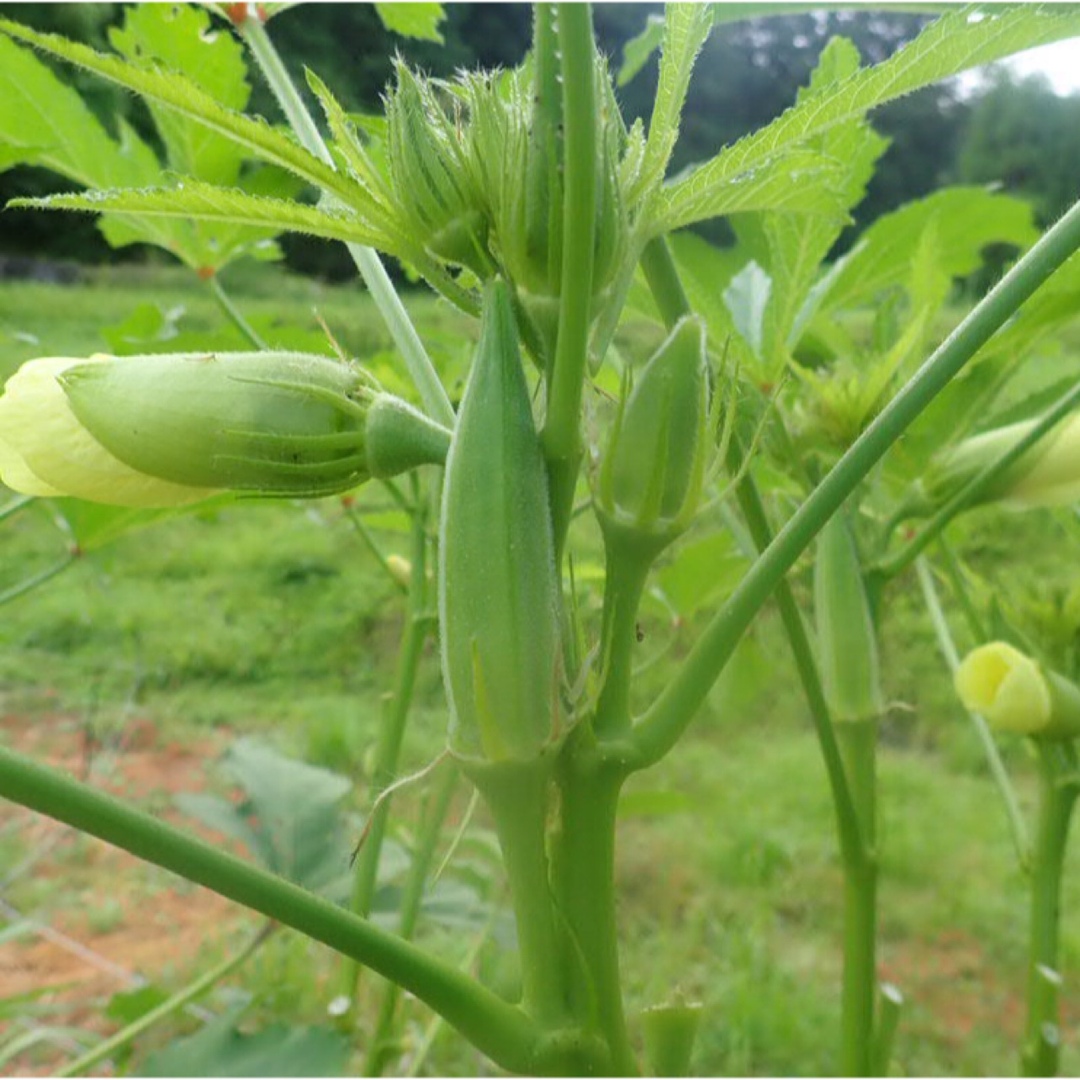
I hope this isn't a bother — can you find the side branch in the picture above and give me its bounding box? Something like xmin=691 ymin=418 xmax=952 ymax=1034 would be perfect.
xmin=0 ymin=746 xmax=539 ymax=1073
xmin=630 ymin=197 xmax=1080 ymax=769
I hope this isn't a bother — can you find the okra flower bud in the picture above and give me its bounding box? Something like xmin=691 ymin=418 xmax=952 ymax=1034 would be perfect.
xmin=916 ymin=413 xmax=1080 ymax=514
xmin=955 ymin=641 xmax=1080 ymax=739
xmin=0 ymin=352 xmax=450 ymax=507
xmin=386 ymin=63 xmax=490 ymax=276
xmin=597 ymin=317 xmax=710 ymax=547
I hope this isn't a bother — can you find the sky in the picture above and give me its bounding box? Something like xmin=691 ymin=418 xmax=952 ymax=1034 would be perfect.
xmin=996 ymin=37 xmax=1080 ymax=95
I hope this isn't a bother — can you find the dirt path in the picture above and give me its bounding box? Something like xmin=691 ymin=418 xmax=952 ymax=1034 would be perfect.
xmin=1 ymin=712 xmax=248 ymax=1075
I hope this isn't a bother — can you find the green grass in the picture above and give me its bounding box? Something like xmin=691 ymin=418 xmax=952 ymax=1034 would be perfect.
xmin=3 ymin=267 xmax=1080 ymax=1076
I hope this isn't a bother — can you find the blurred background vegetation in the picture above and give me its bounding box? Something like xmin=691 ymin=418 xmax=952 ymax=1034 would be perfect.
xmin=0 ymin=3 xmax=1076 ymax=282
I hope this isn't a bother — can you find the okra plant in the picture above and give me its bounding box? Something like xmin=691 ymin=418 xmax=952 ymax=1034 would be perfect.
xmin=5 ymin=2 xmax=1080 ymax=1075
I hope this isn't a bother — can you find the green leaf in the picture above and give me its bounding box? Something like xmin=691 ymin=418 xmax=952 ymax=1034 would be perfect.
xmin=660 ymin=5 xmax=1080 ymax=231
xmin=0 ymin=19 xmax=362 ymax=208
xmin=109 ymin=5 xmax=250 ymax=185
xmin=143 ymin=1007 xmax=350 ymax=1078
xmin=183 ymin=738 xmax=353 ymax=894
xmin=657 ymin=531 xmax=749 ymax=619
xmin=723 ymin=261 xmax=771 ymax=361
xmin=306 ymin=69 xmax=394 ymax=209
xmin=375 ymin=2 xmax=445 ymax=43
xmin=0 ymin=35 xmax=153 ymax=189
xmin=617 ymin=14 xmax=665 ymax=87
xmin=635 ymin=4 xmax=714 ymax=202
xmin=818 ymin=186 xmax=1038 ymax=314
xmin=731 ymin=38 xmax=889 ymax=370
xmin=11 ymin=182 xmax=394 ymax=250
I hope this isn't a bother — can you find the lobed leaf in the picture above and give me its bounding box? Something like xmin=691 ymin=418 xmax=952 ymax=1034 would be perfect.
xmin=0 ymin=18 xmax=365 ymax=209
xmin=660 ymin=4 xmax=1080 ymax=230
xmin=634 ymin=3 xmax=714 ymax=203
xmin=617 ymin=13 xmax=665 ymax=87
xmin=817 ymin=186 xmax=1039 ymax=313
xmin=375 ymin=2 xmax=446 ymax=43
xmin=11 ymin=182 xmax=397 ymax=251
xmin=109 ymin=4 xmax=251 ymax=186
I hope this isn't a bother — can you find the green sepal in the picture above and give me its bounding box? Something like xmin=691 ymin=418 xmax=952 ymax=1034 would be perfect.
xmin=61 ymin=352 xmax=382 ymax=496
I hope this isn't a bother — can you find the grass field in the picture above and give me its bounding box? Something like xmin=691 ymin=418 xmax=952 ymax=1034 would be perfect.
xmin=2 ymin=266 xmax=1080 ymax=1075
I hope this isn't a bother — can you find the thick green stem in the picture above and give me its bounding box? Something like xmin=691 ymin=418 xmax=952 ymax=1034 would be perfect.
xmin=238 ymin=14 xmax=454 ymax=428
xmin=365 ymin=766 xmax=458 ymax=1076
xmin=593 ymin=536 xmax=652 ymax=739
xmin=640 ymin=237 xmax=692 ymax=330
xmin=1021 ymin=744 xmax=1079 ymax=1077
xmin=836 ymin=722 xmax=878 ymax=1077
xmin=0 ymin=745 xmax=540 ymax=1074
xmin=630 ymin=194 xmax=1080 ymax=770
xmin=209 ymin=274 xmax=268 ymax=350
xmin=542 ymin=3 xmax=597 ymax=562
xmin=58 ymin=923 xmax=274 ymax=1078
xmin=551 ymin=746 xmax=637 ymax=1074
xmin=468 ymin=758 xmax=568 ymax=1028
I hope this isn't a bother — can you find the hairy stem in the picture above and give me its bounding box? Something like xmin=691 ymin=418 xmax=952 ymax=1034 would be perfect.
xmin=543 ymin=2 xmax=597 ymax=563
xmin=209 ymin=274 xmax=268 ymax=350
xmin=342 ymin=494 xmax=431 ymax=1003
xmin=365 ymin=766 xmax=458 ymax=1076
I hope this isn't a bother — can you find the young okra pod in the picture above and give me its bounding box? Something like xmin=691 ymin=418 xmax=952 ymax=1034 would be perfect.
xmin=438 ymin=281 xmax=561 ymax=762
xmin=814 ymin=512 xmax=884 ymax=724
xmin=597 ymin=316 xmax=711 ymax=552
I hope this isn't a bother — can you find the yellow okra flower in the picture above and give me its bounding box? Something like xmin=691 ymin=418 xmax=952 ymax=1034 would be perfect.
xmin=955 ymin=641 xmax=1080 ymax=739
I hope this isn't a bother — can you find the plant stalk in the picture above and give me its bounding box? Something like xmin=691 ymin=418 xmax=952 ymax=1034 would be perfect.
xmin=1021 ymin=743 xmax=1079 ymax=1077
xmin=0 ymin=745 xmax=541 ymax=1074
xmin=365 ymin=766 xmax=458 ymax=1076
xmin=342 ymin=493 xmax=431 ymax=1003
xmin=551 ymin=744 xmax=637 ymax=1074
xmin=836 ymin=721 xmax=878 ymax=1077
xmin=208 ymin=274 xmax=268 ymax=350
xmin=543 ymin=2 xmax=597 ymax=563
xmin=593 ymin=537 xmax=652 ymax=739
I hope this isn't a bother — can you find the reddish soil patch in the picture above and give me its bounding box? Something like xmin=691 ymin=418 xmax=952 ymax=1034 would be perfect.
xmin=1 ymin=712 xmax=250 ymax=1074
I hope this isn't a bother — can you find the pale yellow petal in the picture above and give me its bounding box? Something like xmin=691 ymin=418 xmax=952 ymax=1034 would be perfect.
xmin=0 ymin=356 xmax=215 ymax=507
xmin=955 ymin=641 xmax=1051 ymax=735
